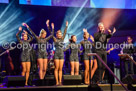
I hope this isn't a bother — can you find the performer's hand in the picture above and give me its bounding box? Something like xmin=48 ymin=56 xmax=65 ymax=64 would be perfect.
xmin=6 ymin=50 xmax=9 ymax=53
xmin=90 ymin=35 xmax=94 ymax=42
xmin=66 ymin=21 xmax=68 ymax=26
xmin=51 ymin=23 xmax=54 ymax=29
xmin=23 ymin=30 xmax=28 ymax=34
xmin=83 ymin=28 xmax=87 ymax=32
xmin=19 ymin=27 xmax=22 ymax=31
xmin=22 ymin=23 xmax=29 ymax=28
xmin=112 ymin=27 xmax=116 ymax=34
xmin=120 ymin=50 xmax=123 ymax=54
xmin=107 ymin=50 xmax=110 ymax=54
xmin=108 ymin=29 xmax=112 ymax=33
xmin=46 ymin=19 xmax=50 ymax=27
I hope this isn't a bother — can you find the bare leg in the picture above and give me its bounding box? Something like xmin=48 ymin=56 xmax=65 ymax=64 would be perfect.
xmin=26 ymin=62 xmax=31 ymax=85
xmin=75 ymin=62 xmax=79 ymax=75
xmin=54 ymin=59 xmax=59 ymax=85
xmin=84 ymin=60 xmax=89 ymax=84
xmin=43 ymin=59 xmax=48 ymax=79
xmin=70 ymin=61 xmax=74 ymax=75
xmin=59 ymin=59 xmax=64 ymax=84
xmin=91 ymin=59 xmax=98 ymax=79
xmin=21 ymin=62 xmax=26 ymax=76
xmin=102 ymin=71 xmax=105 ymax=80
xmin=37 ymin=59 xmax=44 ymax=79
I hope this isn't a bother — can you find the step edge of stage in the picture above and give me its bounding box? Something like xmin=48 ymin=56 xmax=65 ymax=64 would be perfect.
xmin=0 ymin=84 xmax=130 ymax=90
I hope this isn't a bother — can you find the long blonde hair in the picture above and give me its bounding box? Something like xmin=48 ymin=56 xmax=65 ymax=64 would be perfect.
xmin=56 ymin=30 xmax=62 ymax=34
xmin=83 ymin=32 xmax=89 ymax=39
xmin=39 ymin=29 xmax=47 ymax=37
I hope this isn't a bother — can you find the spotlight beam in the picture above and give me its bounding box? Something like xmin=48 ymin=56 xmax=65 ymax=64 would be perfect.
xmin=0 ymin=9 xmax=22 ymax=33
xmin=61 ymin=1 xmax=100 ymax=43
xmin=0 ymin=17 xmax=34 ymax=43
xmin=0 ymin=1 xmax=34 ymax=45
xmin=0 ymin=0 xmax=14 ymax=19
xmin=68 ymin=0 xmax=88 ymax=30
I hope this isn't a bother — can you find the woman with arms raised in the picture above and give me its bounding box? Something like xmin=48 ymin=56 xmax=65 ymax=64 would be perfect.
xmin=22 ymin=21 xmax=54 ymax=83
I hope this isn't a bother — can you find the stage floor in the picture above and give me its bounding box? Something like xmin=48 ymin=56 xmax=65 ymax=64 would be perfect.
xmin=0 ymin=84 xmax=130 ymax=91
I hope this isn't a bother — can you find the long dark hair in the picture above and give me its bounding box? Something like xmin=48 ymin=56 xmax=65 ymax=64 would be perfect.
xmin=69 ymin=35 xmax=75 ymax=43
xmin=127 ymin=36 xmax=133 ymax=43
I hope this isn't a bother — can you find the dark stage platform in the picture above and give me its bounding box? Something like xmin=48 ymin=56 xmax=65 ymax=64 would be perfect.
xmin=0 ymin=84 xmax=132 ymax=91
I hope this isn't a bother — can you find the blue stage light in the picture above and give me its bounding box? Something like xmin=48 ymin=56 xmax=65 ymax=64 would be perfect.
xmin=0 ymin=1 xmax=34 ymax=45
xmin=60 ymin=0 xmax=100 ymax=43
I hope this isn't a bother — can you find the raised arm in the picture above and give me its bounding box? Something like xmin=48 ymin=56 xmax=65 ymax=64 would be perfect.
xmin=46 ymin=23 xmax=54 ymax=41
xmin=62 ymin=21 xmax=68 ymax=41
xmin=90 ymin=35 xmax=94 ymax=43
xmin=46 ymin=20 xmax=57 ymax=42
xmin=52 ymin=36 xmax=57 ymax=42
xmin=28 ymin=33 xmax=33 ymax=42
xmin=46 ymin=19 xmax=52 ymax=33
xmin=106 ymin=27 xmax=116 ymax=38
xmin=106 ymin=30 xmax=112 ymax=38
xmin=22 ymin=23 xmax=38 ymax=40
xmin=80 ymin=41 xmax=84 ymax=52
xmin=107 ymin=48 xmax=115 ymax=54
xmin=83 ymin=28 xmax=88 ymax=33
xmin=89 ymin=35 xmax=96 ymax=48
xmin=16 ymin=27 xmax=22 ymax=43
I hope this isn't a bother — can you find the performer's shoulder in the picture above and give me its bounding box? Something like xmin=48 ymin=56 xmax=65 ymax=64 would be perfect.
xmin=81 ymin=39 xmax=85 ymax=42
xmin=94 ymin=32 xmax=98 ymax=34
xmin=94 ymin=32 xmax=99 ymax=35
xmin=80 ymin=40 xmax=84 ymax=44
